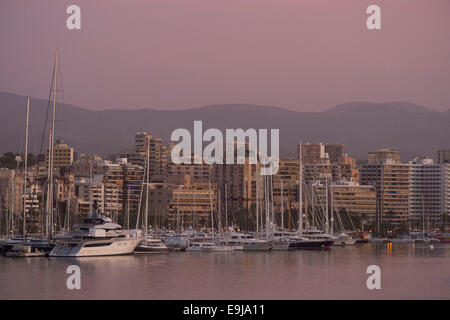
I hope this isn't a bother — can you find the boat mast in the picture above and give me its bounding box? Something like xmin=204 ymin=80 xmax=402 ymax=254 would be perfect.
xmin=225 ymin=183 xmax=228 ymax=230
xmin=330 ymin=174 xmax=334 ymax=235
xmin=270 ymin=175 xmax=275 ymax=237
xmin=144 ymin=136 xmax=150 ymax=244
xmin=127 ymin=187 xmax=130 ymax=230
xmin=280 ymin=178 xmax=284 ymax=231
xmin=46 ymin=48 xmax=58 ymax=240
xmin=218 ymin=189 xmax=222 ymax=232
xmin=298 ymin=140 xmax=303 ymax=236
xmin=208 ymin=180 xmax=215 ymax=242
xmin=422 ymin=194 xmax=425 ymax=236
xmin=66 ymin=183 xmax=71 ymax=232
xmin=255 ymin=165 xmax=259 ymax=235
xmin=325 ymin=178 xmax=329 ymax=234
xmin=23 ymin=97 xmax=30 ymax=236
xmin=89 ymin=154 xmax=93 ymax=215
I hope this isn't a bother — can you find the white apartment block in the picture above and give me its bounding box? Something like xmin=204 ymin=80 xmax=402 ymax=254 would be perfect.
xmin=409 ymin=157 xmax=450 ymax=228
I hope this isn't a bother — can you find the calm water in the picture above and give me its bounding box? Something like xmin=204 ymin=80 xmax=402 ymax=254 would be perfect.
xmin=0 ymin=243 xmax=449 ymax=300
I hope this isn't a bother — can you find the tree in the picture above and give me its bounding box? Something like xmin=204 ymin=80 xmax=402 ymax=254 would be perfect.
xmin=0 ymin=152 xmax=18 ymax=169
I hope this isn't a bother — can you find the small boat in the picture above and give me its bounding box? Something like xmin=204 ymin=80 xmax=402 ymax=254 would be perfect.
xmin=288 ymin=237 xmax=334 ymax=251
xmin=333 ymin=232 xmax=358 ymax=246
xmin=135 ymin=238 xmax=170 ymax=254
xmin=356 ymin=232 xmax=372 ymax=243
xmin=6 ymin=244 xmax=47 ymax=257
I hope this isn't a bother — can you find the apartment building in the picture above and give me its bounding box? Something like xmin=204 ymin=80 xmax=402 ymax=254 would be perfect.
xmin=45 ymin=139 xmax=74 ymax=169
xmin=438 ymin=148 xmax=450 ymax=164
xmin=368 ymin=149 xmax=401 ymax=165
xmin=131 ymin=132 xmax=167 ymax=179
xmin=360 ymin=163 xmax=410 ymax=225
xmin=410 ymin=157 xmax=450 ymax=228
xmin=74 ymin=175 xmax=120 ymax=217
xmin=325 ymin=143 xmax=345 ymax=164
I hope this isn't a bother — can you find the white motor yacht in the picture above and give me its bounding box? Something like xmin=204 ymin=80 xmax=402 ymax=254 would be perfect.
xmin=49 ymin=213 xmax=141 ymax=257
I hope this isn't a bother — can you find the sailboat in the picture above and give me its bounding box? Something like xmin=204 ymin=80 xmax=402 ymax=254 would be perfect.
xmin=243 ymin=166 xmax=276 ymax=251
xmin=134 ymin=137 xmax=169 ymax=254
xmin=285 ymin=141 xmax=334 ymax=250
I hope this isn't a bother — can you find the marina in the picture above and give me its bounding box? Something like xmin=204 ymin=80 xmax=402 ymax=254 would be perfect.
xmin=0 ymin=243 xmax=448 ymax=300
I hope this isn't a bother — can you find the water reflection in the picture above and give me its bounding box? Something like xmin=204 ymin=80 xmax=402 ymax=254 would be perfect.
xmin=1 ymin=244 xmax=449 ymax=299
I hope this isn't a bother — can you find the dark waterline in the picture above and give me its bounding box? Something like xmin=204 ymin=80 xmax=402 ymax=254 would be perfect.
xmin=0 ymin=244 xmax=449 ymax=300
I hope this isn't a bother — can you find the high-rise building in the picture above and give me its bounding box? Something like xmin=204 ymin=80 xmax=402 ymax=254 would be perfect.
xmin=45 ymin=139 xmax=74 ymax=169
xmin=331 ymin=182 xmax=377 ymax=220
xmin=272 ymin=159 xmax=300 ymax=212
xmin=74 ymin=175 xmax=120 ymax=217
xmin=304 ymin=158 xmax=332 ymax=184
xmin=409 ymin=157 xmax=450 ymax=228
xmin=438 ymin=148 xmax=450 ymax=164
xmin=298 ymin=143 xmax=325 ymax=164
xmin=0 ymin=169 xmax=24 ymax=234
xmin=334 ymin=155 xmax=360 ymax=183
xmin=123 ymin=164 xmax=144 ymax=218
xmin=360 ymin=163 xmax=410 ymax=225
xmin=325 ymin=143 xmax=345 ymax=164
xmin=309 ymin=181 xmax=377 ymax=223
xmin=167 ymin=176 xmax=218 ymax=229
xmin=368 ymin=149 xmax=401 ymax=164
xmin=131 ymin=132 xmax=167 ymax=179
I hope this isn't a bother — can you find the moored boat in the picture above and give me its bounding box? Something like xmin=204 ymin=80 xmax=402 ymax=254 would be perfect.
xmin=6 ymin=244 xmax=47 ymax=257
xmin=49 ymin=213 xmax=141 ymax=257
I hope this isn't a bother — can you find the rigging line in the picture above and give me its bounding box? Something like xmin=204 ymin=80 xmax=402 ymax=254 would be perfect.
xmin=39 ymin=62 xmax=56 ymax=155
xmin=57 ymin=50 xmax=67 ymax=142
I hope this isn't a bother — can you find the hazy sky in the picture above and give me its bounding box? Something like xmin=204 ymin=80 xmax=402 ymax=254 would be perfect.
xmin=1 ymin=0 xmax=449 ymax=111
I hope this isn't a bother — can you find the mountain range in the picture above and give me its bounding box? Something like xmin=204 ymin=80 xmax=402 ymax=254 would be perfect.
xmin=0 ymin=92 xmax=449 ymax=161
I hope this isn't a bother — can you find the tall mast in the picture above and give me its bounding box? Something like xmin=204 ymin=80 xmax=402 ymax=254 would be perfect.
xmin=280 ymin=178 xmax=284 ymax=230
xmin=89 ymin=154 xmax=93 ymax=215
xmin=265 ymin=175 xmax=269 ymax=240
xmin=330 ymin=174 xmax=334 ymax=235
xmin=47 ymin=48 xmax=58 ymax=240
xmin=225 ymin=184 xmax=228 ymax=230
xmin=23 ymin=97 xmax=30 ymax=236
xmin=144 ymin=136 xmax=150 ymax=243
xmin=66 ymin=183 xmax=71 ymax=232
xmin=218 ymin=189 xmax=222 ymax=231
xmin=255 ymin=165 xmax=259 ymax=234
xmin=208 ymin=181 xmax=214 ymax=242
xmin=270 ymin=175 xmax=275 ymax=236
xmin=325 ymin=178 xmax=329 ymax=234
xmin=298 ymin=140 xmax=303 ymax=235
xmin=127 ymin=187 xmax=130 ymax=230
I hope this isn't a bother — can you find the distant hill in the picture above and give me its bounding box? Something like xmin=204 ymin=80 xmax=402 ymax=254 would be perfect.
xmin=0 ymin=92 xmax=449 ymax=161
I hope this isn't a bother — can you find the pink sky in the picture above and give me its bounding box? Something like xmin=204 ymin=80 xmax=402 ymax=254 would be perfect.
xmin=0 ymin=0 xmax=449 ymax=111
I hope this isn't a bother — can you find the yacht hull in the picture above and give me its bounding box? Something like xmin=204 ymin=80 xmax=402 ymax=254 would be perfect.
xmin=243 ymin=241 xmax=273 ymax=251
xmin=49 ymin=238 xmax=140 ymax=257
xmin=289 ymin=240 xmax=334 ymax=250
xmin=134 ymin=245 xmax=170 ymax=254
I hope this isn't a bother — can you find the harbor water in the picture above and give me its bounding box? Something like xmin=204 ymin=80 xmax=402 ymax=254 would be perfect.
xmin=0 ymin=243 xmax=449 ymax=299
